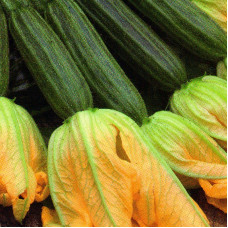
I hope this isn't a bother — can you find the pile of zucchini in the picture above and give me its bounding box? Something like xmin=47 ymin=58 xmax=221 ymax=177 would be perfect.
xmin=1 ymin=0 xmax=226 ymax=122
xmin=0 ymin=0 xmax=227 ymax=226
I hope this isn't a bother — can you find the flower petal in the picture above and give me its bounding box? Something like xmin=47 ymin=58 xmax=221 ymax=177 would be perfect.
xmin=0 ymin=97 xmax=48 ymax=222
xmin=171 ymin=76 xmax=227 ymax=148
xmin=199 ymin=179 xmax=227 ymax=199
xmin=199 ymin=178 xmax=227 ymax=212
xmin=48 ymin=109 xmax=210 ymax=227
xmin=48 ymin=112 xmax=140 ymax=226
xmin=142 ymin=111 xmax=227 ymax=213
xmin=101 ymin=110 xmax=210 ymax=227
xmin=206 ymin=197 xmax=227 ymax=213
xmin=41 ymin=206 xmax=62 ymax=227
xmin=142 ymin=111 xmax=227 ymax=179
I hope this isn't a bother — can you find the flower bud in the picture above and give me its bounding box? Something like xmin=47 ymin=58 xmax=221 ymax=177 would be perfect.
xmin=171 ymin=76 xmax=227 ymax=149
xmin=142 ymin=111 xmax=227 ymax=212
xmin=0 ymin=97 xmax=48 ymax=222
xmin=45 ymin=109 xmax=209 ymax=227
xmin=192 ymin=0 xmax=227 ymax=31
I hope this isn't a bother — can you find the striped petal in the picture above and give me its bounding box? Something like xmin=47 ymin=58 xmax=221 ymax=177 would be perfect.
xmin=0 ymin=97 xmax=48 ymax=222
xmin=48 ymin=110 xmax=139 ymax=227
xmin=48 ymin=109 xmax=209 ymax=227
xmin=142 ymin=111 xmax=227 ymax=212
xmin=170 ymin=76 xmax=227 ymax=149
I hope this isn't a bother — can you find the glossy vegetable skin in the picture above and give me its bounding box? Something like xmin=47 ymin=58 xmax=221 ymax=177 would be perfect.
xmin=74 ymin=0 xmax=187 ymax=91
xmin=34 ymin=0 xmax=148 ymax=124
xmin=1 ymin=0 xmax=93 ymax=119
xmin=125 ymin=0 xmax=227 ymax=62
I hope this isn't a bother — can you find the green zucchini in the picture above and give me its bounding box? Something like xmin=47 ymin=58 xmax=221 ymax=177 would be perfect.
xmin=74 ymin=0 xmax=187 ymax=91
xmin=1 ymin=0 xmax=93 ymax=119
xmin=0 ymin=6 xmax=9 ymax=96
xmin=30 ymin=0 xmax=147 ymax=124
xmin=28 ymin=0 xmax=47 ymax=14
xmin=125 ymin=0 xmax=227 ymax=62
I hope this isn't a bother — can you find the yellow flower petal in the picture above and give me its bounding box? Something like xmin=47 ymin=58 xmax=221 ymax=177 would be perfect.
xmin=199 ymin=179 xmax=227 ymax=199
xmin=41 ymin=206 xmax=62 ymax=227
xmin=142 ymin=111 xmax=227 ymax=179
xmin=12 ymin=166 xmax=36 ymax=222
xmin=12 ymin=198 xmax=31 ymax=223
xmin=206 ymin=197 xmax=227 ymax=213
xmin=142 ymin=111 xmax=227 ymax=213
xmin=0 ymin=97 xmax=48 ymax=222
xmin=47 ymin=109 xmax=210 ymax=227
xmin=132 ymin=154 xmax=210 ymax=227
xmin=15 ymin=104 xmax=48 ymax=174
xmin=48 ymin=113 xmax=140 ymax=227
xmin=35 ymin=172 xmax=49 ymax=202
xmin=199 ymin=178 xmax=227 ymax=212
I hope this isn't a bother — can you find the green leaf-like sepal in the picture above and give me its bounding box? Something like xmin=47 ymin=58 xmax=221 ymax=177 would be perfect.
xmin=171 ymin=76 xmax=227 ymax=149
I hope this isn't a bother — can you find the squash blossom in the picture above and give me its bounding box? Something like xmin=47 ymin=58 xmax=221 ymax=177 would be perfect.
xmin=0 ymin=97 xmax=49 ymax=222
xmin=170 ymin=76 xmax=227 ymax=149
xmin=43 ymin=109 xmax=209 ymax=227
xmin=217 ymin=58 xmax=227 ymax=80
xmin=192 ymin=0 xmax=227 ymax=31
xmin=142 ymin=111 xmax=227 ymax=213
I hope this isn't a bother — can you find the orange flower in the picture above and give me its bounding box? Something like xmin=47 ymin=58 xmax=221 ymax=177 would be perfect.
xmin=142 ymin=111 xmax=227 ymax=213
xmin=199 ymin=179 xmax=227 ymax=213
xmin=43 ymin=109 xmax=209 ymax=227
xmin=0 ymin=97 xmax=49 ymax=222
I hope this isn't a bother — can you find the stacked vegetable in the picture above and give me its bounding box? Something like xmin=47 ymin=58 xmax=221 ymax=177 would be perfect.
xmin=0 ymin=0 xmax=227 ymax=226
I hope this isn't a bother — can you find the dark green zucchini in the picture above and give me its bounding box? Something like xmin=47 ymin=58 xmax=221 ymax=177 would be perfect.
xmin=27 ymin=0 xmax=47 ymax=14
xmin=29 ymin=0 xmax=46 ymax=15
xmin=1 ymin=0 xmax=93 ymax=119
xmin=30 ymin=0 xmax=148 ymax=124
xmin=0 ymin=6 xmax=9 ymax=96
xmin=74 ymin=0 xmax=187 ymax=91
xmin=125 ymin=0 xmax=227 ymax=62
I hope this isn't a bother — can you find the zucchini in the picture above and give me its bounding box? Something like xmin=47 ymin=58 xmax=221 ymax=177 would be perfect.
xmin=27 ymin=0 xmax=47 ymax=14
xmin=0 ymin=6 xmax=9 ymax=96
xmin=1 ymin=0 xmax=93 ymax=119
xmin=74 ymin=0 xmax=187 ymax=91
xmin=125 ymin=0 xmax=227 ymax=62
xmin=31 ymin=0 xmax=147 ymax=124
